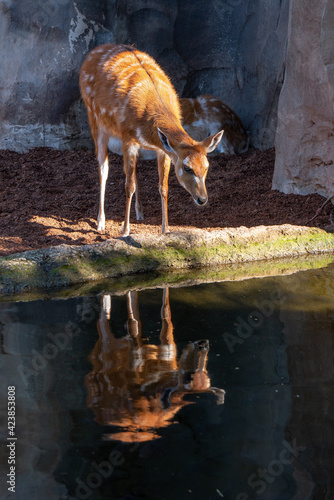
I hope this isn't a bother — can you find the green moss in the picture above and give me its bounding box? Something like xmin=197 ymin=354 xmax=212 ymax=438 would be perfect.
xmin=0 ymin=260 xmax=41 ymax=292
xmin=1 ymin=226 xmax=334 ymax=296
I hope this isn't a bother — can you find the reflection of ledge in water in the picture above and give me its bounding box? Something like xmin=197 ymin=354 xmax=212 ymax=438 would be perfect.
xmin=96 ymin=253 xmax=334 ymax=298
xmin=85 ymin=289 xmax=225 ymax=443
xmin=3 ymin=251 xmax=334 ymax=302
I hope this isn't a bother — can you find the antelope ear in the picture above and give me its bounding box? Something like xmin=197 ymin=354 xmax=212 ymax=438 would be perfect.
xmin=203 ymin=129 xmax=224 ymax=153
xmin=157 ymin=128 xmax=176 ymax=154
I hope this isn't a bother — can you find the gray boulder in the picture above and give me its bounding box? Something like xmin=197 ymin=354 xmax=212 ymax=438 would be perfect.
xmin=273 ymin=0 xmax=334 ymax=198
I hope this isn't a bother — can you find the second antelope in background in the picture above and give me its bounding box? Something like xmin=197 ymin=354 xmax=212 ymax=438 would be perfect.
xmin=180 ymin=95 xmax=249 ymax=155
xmin=79 ymin=44 xmax=223 ymax=236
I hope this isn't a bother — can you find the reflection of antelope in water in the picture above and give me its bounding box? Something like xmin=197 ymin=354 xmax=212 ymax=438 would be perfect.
xmin=85 ymin=288 xmax=225 ymax=442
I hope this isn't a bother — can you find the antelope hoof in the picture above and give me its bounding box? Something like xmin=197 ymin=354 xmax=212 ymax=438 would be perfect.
xmin=97 ymin=216 xmax=106 ymax=232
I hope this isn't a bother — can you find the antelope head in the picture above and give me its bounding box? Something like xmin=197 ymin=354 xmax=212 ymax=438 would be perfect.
xmin=157 ymin=128 xmax=224 ymax=206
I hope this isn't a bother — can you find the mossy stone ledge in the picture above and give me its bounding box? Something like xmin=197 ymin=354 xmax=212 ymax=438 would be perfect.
xmin=1 ymin=224 xmax=334 ymax=294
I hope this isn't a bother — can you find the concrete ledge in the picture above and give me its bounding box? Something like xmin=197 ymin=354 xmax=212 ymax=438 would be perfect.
xmin=1 ymin=225 xmax=334 ymax=295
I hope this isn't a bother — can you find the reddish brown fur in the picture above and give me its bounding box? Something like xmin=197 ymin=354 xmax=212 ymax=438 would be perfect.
xmin=180 ymin=95 xmax=249 ymax=155
xmin=107 ymin=95 xmax=249 ymax=159
xmin=85 ymin=289 xmax=225 ymax=442
xmin=79 ymin=44 xmax=223 ymax=235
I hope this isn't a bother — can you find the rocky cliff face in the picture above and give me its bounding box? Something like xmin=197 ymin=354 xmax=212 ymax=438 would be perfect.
xmin=0 ymin=0 xmax=110 ymax=151
xmin=0 ymin=0 xmax=288 ymax=152
xmin=272 ymin=0 xmax=334 ymax=198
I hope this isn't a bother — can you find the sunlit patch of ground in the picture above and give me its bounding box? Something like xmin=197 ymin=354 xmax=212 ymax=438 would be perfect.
xmin=0 ymin=147 xmax=331 ymax=256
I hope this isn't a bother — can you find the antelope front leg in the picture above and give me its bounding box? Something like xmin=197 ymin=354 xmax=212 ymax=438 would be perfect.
xmin=122 ymin=142 xmax=140 ymax=237
xmin=157 ymin=151 xmax=171 ymax=234
xmin=134 ymin=170 xmax=144 ymax=221
xmin=96 ymin=130 xmax=109 ymax=232
xmin=126 ymin=291 xmax=142 ymax=341
xmin=98 ymin=295 xmax=112 ymax=348
xmin=160 ymin=288 xmax=174 ymax=346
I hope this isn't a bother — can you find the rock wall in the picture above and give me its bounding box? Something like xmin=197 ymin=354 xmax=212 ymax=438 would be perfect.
xmin=0 ymin=0 xmax=112 ymax=151
xmin=0 ymin=0 xmax=288 ymax=153
xmin=272 ymin=0 xmax=334 ymax=198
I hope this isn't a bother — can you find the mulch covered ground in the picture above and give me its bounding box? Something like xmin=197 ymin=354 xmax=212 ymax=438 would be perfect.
xmin=0 ymin=147 xmax=331 ymax=256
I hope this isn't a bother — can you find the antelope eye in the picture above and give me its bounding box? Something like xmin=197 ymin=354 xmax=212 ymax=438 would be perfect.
xmin=184 ymin=165 xmax=193 ymax=174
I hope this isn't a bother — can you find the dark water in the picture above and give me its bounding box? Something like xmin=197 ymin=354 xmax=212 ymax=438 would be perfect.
xmin=1 ymin=262 xmax=334 ymax=500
